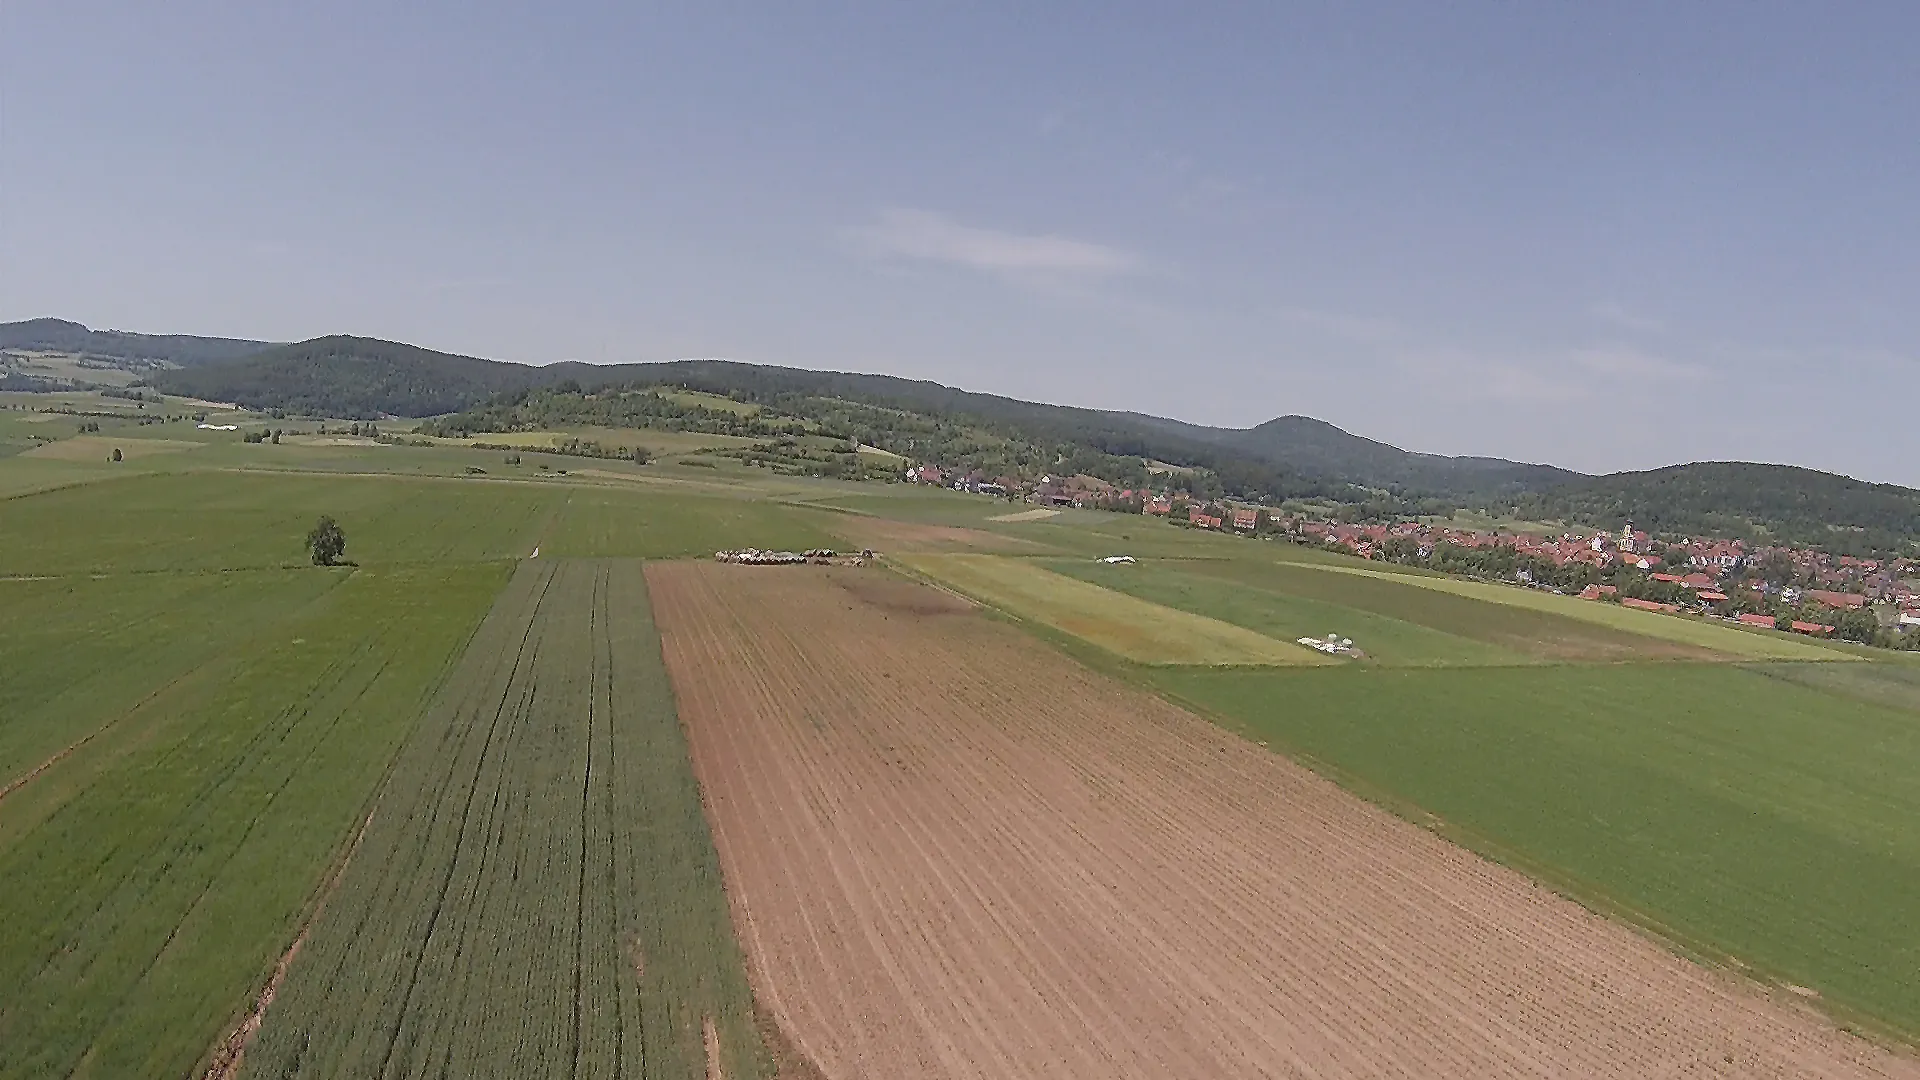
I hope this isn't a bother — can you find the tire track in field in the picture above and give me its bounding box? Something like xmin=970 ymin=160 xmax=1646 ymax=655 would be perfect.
xmin=201 ymin=797 xmax=383 ymax=1080
xmin=372 ymin=560 xmax=559 ymax=1079
xmin=651 ymin=563 xmax=1920 ymax=1080
xmin=570 ymin=560 xmax=607 ymax=1078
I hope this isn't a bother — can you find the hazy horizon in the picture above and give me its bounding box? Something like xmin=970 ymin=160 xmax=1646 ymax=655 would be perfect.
xmin=4 ymin=4 xmax=1915 ymax=482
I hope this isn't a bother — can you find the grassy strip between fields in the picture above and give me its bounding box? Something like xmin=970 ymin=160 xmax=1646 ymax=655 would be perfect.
xmin=1298 ymin=562 xmax=1855 ymax=661
xmin=900 ymin=553 xmax=1330 ymax=666
xmin=247 ymin=559 xmax=769 ymax=1079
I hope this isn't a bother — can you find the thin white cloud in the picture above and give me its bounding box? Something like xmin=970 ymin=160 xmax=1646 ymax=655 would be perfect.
xmin=848 ymin=209 xmax=1142 ymax=281
xmin=1038 ymin=103 xmax=1080 ymax=135
xmin=1392 ymin=343 xmax=1708 ymax=406
xmin=1591 ymin=300 xmax=1667 ymax=334
xmin=1569 ymin=345 xmax=1708 ymax=382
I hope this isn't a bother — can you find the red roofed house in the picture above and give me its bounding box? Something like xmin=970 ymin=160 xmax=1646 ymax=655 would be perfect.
xmin=1737 ymin=613 xmax=1779 ymax=628
xmin=1790 ymin=620 xmax=1835 ymax=635
xmin=1231 ymin=508 xmax=1259 ymax=532
xmin=1146 ymin=495 xmax=1172 ymax=516
xmin=1621 ymin=597 xmax=1681 ymax=614
xmin=1805 ymin=590 xmax=1868 ymax=610
xmin=1697 ymin=591 xmax=1729 ymax=603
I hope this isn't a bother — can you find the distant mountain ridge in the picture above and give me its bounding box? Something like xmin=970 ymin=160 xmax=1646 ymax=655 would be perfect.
xmin=9 ymin=318 xmax=1916 ymax=553
xmin=1134 ymin=413 xmax=1580 ymax=497
xmin=0 ymin=318 xmax=275 ymax=367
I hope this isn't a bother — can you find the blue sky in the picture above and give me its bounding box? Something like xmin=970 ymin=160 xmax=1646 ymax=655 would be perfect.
xmin=4 ymin=3 xmax=1915 ymax=481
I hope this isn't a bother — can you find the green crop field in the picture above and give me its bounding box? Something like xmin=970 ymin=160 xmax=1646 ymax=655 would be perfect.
xmin=1047 ymin=559 xmax=1533 ymax=667
xmin=1740 ymin=659 xmax=1920 ymax=713
xmin=247 ymin=559 xmax=766 ymax=1079
xmin=1154 ymin=662 xmax=1920 ymax=1040
xmin=544 ymin=487 xmax=840 ymax=558
xmin=0 ymin=472 xmax=562 ymax=575
xmin=902 ymin=553 xmax=1327 ymax=665
xmin=0 ymin=569 xmax=346 ymax=799
xmin=791 ymin=488 xmax=1017 ymax=526
xmin=1180 ymin=558 xmax=1746 ymax=662
xmin=1303 ymin=563 xmax=1854 ymax=661
xmin=0 ymin=562 xmax=508 ymax=1079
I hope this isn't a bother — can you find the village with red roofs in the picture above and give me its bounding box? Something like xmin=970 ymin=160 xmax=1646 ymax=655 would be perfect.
xmin=905 ymin=464 xmax=1920 ymax=648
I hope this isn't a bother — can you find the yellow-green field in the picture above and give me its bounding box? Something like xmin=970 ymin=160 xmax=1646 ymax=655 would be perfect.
xmin=900 ymin=553 xmax=1330 ymax=666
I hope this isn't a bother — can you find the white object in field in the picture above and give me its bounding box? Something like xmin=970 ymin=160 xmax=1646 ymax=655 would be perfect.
xmin=1296 ymin=635 xmax=1358 ymax=656
xmin=1101 ymin=555 xmax=1136 ymax=564
xmin=197 ymin=423 xmax=239 ymax=431
xmin=530 ymin=546 xmax=540 ymax=559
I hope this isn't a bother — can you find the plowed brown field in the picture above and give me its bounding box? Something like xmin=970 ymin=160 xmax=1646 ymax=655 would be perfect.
xmin=648 ymin=562 xmax=1920 ymax=1080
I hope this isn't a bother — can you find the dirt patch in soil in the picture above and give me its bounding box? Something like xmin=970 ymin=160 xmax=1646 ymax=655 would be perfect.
xmin=649 ymin=560 xmax=1920 ymax=1080
xmin=704 ymin=1016 xmax=726 ymax=1080
xmin=828 ymin=567 xmax=976 ymax=617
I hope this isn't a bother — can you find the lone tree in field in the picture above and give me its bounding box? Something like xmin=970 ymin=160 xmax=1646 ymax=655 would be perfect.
xmin=305 ymin=516 xmax=346 ymax=566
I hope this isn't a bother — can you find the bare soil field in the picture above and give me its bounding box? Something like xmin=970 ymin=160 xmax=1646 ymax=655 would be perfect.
xmin=649 ymin=561 xmax=1920 ymax=1080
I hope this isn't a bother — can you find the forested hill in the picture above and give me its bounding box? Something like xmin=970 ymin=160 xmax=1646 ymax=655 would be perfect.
xmin=1518 ymin=463 xmax=1920 ymax=556
xmin=0 ymin=318 xmax=274 ymax=366
xmin=135 ymin=330 xmax=1920 ymax=552
xmin=1137 ymin=413 xmax=1579 ymax=497
xmin=154 ymin=336 xmax=542 ymax=416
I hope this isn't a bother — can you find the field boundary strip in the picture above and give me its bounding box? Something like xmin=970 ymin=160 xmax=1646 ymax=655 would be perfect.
xmin=199 ymin=800 xmax=380 ymax=1080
